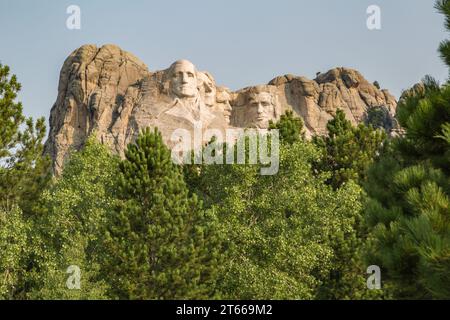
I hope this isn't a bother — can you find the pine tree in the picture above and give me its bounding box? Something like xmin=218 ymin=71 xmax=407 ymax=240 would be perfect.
xmin=103 ymin=128 xmax=223 ymax=299
xmin=437 ymin=0 xmax=450 ymax=78
xmin=0 ymin=63 xmax=51 ymax=299
xmin=366 ymin=106 xmax=395 ymax=131
xmin=0 ymin=63 xmax=50 ymax=214
xmin=313 ymin=109 xmax=386 ymax=188
xmin=363 ymin=1 xmax=450 ymax=299
xmin=269 ymin=110 xmax=304 ymax=144
xmin=364 ymin=141 xmax=450 ymax=298
xmin=364 ymin=80 xmax=450 ymax=299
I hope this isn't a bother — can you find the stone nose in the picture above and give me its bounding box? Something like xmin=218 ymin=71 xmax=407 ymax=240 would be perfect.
xmin=257 ymin=104 xmax=264 ymax=114
xmin=181 ymin=73 xmax=189 ymax=83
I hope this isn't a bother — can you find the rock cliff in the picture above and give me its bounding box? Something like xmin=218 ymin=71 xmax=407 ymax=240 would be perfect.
xmin=45 ymin=44 xmax=398 ymax=174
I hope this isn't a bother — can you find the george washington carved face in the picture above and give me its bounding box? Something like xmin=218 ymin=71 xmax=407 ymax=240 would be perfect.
xmin=169 ymin=60 xmax=198 ymax=99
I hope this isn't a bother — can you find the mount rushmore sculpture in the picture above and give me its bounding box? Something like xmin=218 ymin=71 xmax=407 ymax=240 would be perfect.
xmin=44 ymin=44 xmax=398 ymax=174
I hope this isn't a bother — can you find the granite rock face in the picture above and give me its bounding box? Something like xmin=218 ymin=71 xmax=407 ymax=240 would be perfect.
xmin=44 ymin=44 xmax=149 ymax=173
xmin=45 ymin=44 xmax=398 ymax=174
xmin=266 ymin=68 xmax=397 ymax=138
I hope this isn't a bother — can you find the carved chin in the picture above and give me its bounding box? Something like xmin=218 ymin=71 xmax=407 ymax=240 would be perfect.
xmin=255 ymin=120 xmax=269 ymax=129
xmin=175 ymin=87 xmax=196 ymax=98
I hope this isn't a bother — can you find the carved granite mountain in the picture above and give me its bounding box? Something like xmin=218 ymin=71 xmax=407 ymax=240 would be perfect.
xmin=45 ymin=44 xmax=398 ymax=174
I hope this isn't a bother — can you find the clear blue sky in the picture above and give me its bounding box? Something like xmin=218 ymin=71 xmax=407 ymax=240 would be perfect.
xmin=0 ymin=0 xmax=448 ymax=123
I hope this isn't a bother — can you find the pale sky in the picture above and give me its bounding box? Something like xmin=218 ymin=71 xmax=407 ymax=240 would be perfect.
xmin=0 ymin=0 xmax=447 ymax=123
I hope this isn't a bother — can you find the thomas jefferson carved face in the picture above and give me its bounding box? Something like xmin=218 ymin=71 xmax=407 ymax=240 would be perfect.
xmin=198 ymin=72 xmax=216 ymax=107
xmin=246 ymin=91 xmax=277 ymax=128
xmin=216 ymin=88 xmax=232 ymax=124
xmin=169 ymin=60 xmax=198 ymax=98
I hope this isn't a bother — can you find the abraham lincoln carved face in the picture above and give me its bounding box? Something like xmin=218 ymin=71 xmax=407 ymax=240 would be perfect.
xmin=246 ymin=90 xmax=279 ymax=128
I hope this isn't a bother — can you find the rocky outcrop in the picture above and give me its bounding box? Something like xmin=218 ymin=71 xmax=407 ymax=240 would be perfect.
xmin=266 ymin=68 xmax=397 ymax=138
xmin=45 ymin=44 xmax=398 ymax=174
xmin=45 ymin=44 xmax=149 ymax=173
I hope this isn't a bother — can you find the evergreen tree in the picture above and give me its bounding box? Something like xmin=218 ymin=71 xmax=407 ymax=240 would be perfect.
xmin=437 ymin=0 xmax=450 ymax=77
xmin=103 ymin=128 xmax=223 ymax=299
xmin=0 ymin=63 xmax=50 ymax=214
xmin=366 ymin=106 xmax=395 ymax=131
xmin=364 ymin=81 xmax=450 ymax=298
xmin=313 ymin=109 xmax=386 ymax=189
xmin=0 ymin=64 xmax=22 ymax=159
xmin=363 ymin=1 xmax=450 ymax=299
xmin=0 ymin=63 xmax=50 ymax=299
xmin=269 ymin=110 xmax=304 ymax=144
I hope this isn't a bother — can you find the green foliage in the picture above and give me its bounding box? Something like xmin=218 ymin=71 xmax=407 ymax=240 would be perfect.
xmin=364 ymin=26 xmax=450 ymax=298
xmin=366 ymin=106 xmax=395 ymax=131
xmin=364 ymin=7 xmax=450 ymax=293
xmin=364 ymin=154 xmax=450 ymax=298
xmin=0 ymin=206 xmax=29 ymax=299
xmin=436 ymin=0 xmax=450 ymax=76
xmin=102 ymin=128 xmax=223 ymax=299
xmin=0 ymin=64 xmax=23 ymax=159
xmin=0 ymin=63 xmax=50 ymax=214
xmin=269 ymin=110 xmax=304 ymax=144
xmin=27 ymin=136 xmax=118 ymax=299
xmin=396 ymin=78 xmax=450 ymax=172
xmin=313 ymin=109 xmax=387 ymax=189
xmin=0 ymin=64 xmax=52 ymax=299
xmin=187 ymin=135 xmax=371 ymax=299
